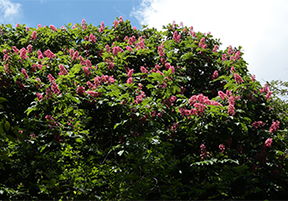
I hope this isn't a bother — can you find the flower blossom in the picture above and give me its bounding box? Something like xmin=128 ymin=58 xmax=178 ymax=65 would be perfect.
xmin=212 ymin=70 xmax=218 ymax=80
xmin=269 ymin=120 xmax=280 ymax=133
xmin=126 ymin=77 xmax=133 ymax=84
xmin=31 ymin=31 xmax=37 ymax=40
xmin=219 ymin=144 xmax=225 ymax=153
xmin=76 ymin=86 xmax=85 ymax=96
xmin=89 ymin=33 xmax=96 ymax=43
xmin=20 ymin=48 xmax=27 ymax=59
xmin=252 ymin=121 xmax=264 ymax=129
xmin=50 ymin=25 xmax=57 ymax=32
xmin=21 ymin=68 xmax=29 ymax=79
xmin=265 ymin=138 xmax=273 ymax=148
xmin=44 ymin=49 xmax=55 ymax=59
xmin=234 ymin=73 xmax=244 ymax=84
xmin=59 ymin=64 xmax=68 ymax=75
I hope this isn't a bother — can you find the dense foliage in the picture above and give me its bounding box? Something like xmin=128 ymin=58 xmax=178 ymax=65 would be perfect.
xmin=1 ymin=17 xmax=288 ymax=200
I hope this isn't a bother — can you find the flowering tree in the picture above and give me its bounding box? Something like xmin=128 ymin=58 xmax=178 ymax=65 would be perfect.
xmin=0 ymin=17 xmax=288 ymax=200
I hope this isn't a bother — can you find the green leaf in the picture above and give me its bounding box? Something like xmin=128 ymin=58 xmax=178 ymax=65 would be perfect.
xmin=4 ymin=121 xmax=10 ymax=131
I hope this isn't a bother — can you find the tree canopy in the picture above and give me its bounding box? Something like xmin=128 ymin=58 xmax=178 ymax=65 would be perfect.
xmin=0 ymin=17 xmax=288 ymax=200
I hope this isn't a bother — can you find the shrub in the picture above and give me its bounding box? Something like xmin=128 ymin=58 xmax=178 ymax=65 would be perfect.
xmin=0 ymin=17 xmax=288 ymax=200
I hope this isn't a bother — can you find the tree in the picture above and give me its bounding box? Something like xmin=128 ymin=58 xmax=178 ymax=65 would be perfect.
xmin=0 ymin=18 xmax=288 ymax=200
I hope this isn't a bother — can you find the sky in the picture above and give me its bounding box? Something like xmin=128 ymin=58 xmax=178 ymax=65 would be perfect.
xmin=1 ymin=0 xmax=288 ymax=85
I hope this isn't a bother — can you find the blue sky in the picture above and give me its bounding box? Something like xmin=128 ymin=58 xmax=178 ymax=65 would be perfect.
xmin=0 ymin=0 xmax=142 ymax=29
xmin=1 ymin=0 xmax=288 ymax=86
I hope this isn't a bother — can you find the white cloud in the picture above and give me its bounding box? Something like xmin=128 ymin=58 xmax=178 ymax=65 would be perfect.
xmin=131 ymin=0 xmax=288 ymax=84
xmin=0 ymin=0 xmax=23 ymax=25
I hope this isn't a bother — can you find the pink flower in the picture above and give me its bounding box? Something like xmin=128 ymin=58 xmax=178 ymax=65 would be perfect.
xmin=105 ymin=44 xmax=111 ymax=52
xmin=234 ymin=73 xmax=244 ymax=84
xmin=227 ymin=45 xmax=233 ymax=55
xmin=269 ymin=120 xmax=280 ymax=133
xmin=140 ymin=66 xmax=148 ymax=74
xmin=72 ymin=51 xmax=79 ymax=61
xmin=228 ymin=96 xmax=235 ymax=105
xmin=50 ymin=25 xmax=57 ymax=32
xmin=31 ymin=31 xmax=37 ymax=40
xmin=36 ymin=93 xmax=44 ymax=101
xmin=222 ymin=54 xmax=227 ymax=61
xmin=36 ymin=78 xmax=41 ymax=84
xmin=83 ymin=66 xmax=91 ymax=76
xmin=126 ymin=46 xmax=133 ymax=52
xmin=231 ymin=66 xmax=235 ymax=74
xmin=51 ymin=82 xmax=61 ymax=95
xmin=213 ymin=45 xmax=218 ymax=53
xmin=86 ymin=91 xmax=101 ymax=98
xmin=127 ymin=69 xmax=134 ymax=77
xmin=16 ymin=23 xmax=20 ymax=28
xmin=265 ymin=138 xmax=272 ymax=148
xmin=250 ymin=74 xmax=256 ymax=81
xmin=12 ymin=46 xmax=19 ymax=54
xmin=44 ymin=49 xmax=55 ymax=59
xmin=252 ymin=121 xmax=263 ymax=129
xmin=20 ymin=48 xmax=27 ymax=59
xmin=86 ymin=59 xmax=92 ymax=68
xmin=126 ymin=77 xmax=133 ymax=84
xmin=265 ymin=91 xmax=272 ymax=100
xmin=218 ymin=91 xmax=227 ymax=100
xmin=21 ymin=68 xmax=29 ymax=79
xmin=76 ymin=86 xmax=85 ymax=96
xmin=228 ymin=104 xmax=235 ymax=116
xmin=58 ymin=64 xmax=68 ymax=75
xmin=212 ymin=70 xmax=218 ymax=80
xmin=46 ymin=87 xmax=53 ymax=98
xmin=47 ymin=74 xmax=55 ymax=82
xmin=37 ymin=50 xmax=44 ymax=60
xmin=27 ymin=44 xmax=32 ymax=53
xmin=101 ymin=21 xmax=105 ymax=28
xmin=89 ymin=33 xmax=96 ymax=43
xmin=219 ymin=144 xmax=225 ymax=153
xmin=113 ymin=20 xmax=119 ymax=27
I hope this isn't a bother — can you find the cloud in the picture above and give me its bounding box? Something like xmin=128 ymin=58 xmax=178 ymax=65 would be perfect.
xmin=0 ymin=0 xmax=23 ymax=25
xmin=131 ymin=0 xmax=288 ymax=83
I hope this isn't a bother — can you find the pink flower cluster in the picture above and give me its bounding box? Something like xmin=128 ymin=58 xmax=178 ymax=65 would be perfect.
xmin=21 ymin=68 xmax=29 ymax=79
xmin=265 ymin=138 xmax=273 ymax=148
xmin=269 ymin=120 xmax=280 ymax=133
xmin=211 ymin=70 xmax=218 ymax=80
xmin=76 ymin=86 xmax=85 ymax=96
xmin=44 ymin=49 xmax=56 ymax=59
xmin=140 ymin=66 xmax=148 ymax=74
xmin=58 ymin=64 xmax=68 ymax=75
xmin=37 ymin=50 xmax=44 ymax=60
xmin=20 ymin=48 xmax=28 ymax=59
xmin=198 ymin=37 xmax=207 ymax=49
xmin=89 ymin=33 xmax=96 ymax=43
xmin=50 ymin=25 xmax=57 ymax=32
xmin=200 ymin=144 xmax=210 ymax=159
xmin=212 ymin=45 xmax=218 ymax=53
xmin=252 ymin=121 xmax=264 ymax=129
xmin=234 ymin=73 xmax=244 ymax=84
xmin=86 ymin=91 xmax=101 ymax=98
xmin=158 ymin=45 xmax=165 ymax=57
xmin=180 ymin=94 xmax=222 ymax=116
xmin=31 ymin=31 xmax=37 ymax=40
xmin=172 ymin=31 xmax=181 ymax=43
xmin=260 ymin=84 xmax=272 ymax=100
xmin=51 ymin=82 xmax=61 ymax=95
xmin=112 ymin=46 xmax=123 ymax=56
xmin=219 ymin=144 xmax=225 ymax=153
xmin=135 ymin=36 xmax=145 ymax=49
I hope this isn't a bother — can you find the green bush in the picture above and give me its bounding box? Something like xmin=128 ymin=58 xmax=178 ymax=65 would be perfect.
xmin=0 ymin=17 xmax=288 ymax=200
